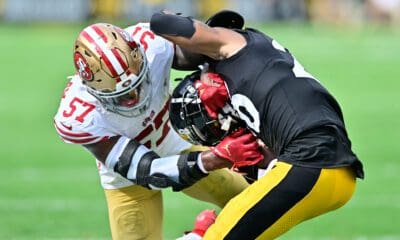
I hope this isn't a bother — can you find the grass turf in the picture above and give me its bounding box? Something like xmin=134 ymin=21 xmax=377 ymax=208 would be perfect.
xmin=0 ymin=22 xmax=399 ymax=239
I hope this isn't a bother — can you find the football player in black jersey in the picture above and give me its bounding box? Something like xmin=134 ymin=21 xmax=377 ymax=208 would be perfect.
xmin=150 ymin=10 xmax=365 ymax=239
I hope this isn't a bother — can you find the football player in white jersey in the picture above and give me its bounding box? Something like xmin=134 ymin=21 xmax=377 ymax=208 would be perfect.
xmin=53 ymin=23 xmax=262 ymax=239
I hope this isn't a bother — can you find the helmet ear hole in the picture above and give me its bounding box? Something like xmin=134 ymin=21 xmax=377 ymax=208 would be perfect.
xmin=131 ymin=48 xmax=140 ymax=60
xmin=112 ymin=32 xmax=118 ymax=40
xmin=84 ymin=50 xmax=92 ymax=57
xmin=131 ymin=48 xmax=142 ymax=72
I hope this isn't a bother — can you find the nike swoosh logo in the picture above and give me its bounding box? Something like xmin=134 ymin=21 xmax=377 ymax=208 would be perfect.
xmin=61 ymin=122 xmax=72 ymax=130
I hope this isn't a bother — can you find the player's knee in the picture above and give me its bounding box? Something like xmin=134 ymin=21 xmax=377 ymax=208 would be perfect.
xmin=109 ymin=203 xmax=150 ymax=239
xmin=106 ymin=187 xmax=162 ymax=240
xmin=183 ymin=169 xmax=249 ymax=208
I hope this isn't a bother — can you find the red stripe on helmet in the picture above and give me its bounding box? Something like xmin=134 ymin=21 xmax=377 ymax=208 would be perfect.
xmin=111 ymin=48 xmax=128 ymax=70
xmin=111 ymin=48 xmax=128 ymax=83
xmin=81 ymin=31 xmax=120 ymax=79
xmin=92 ymin=25 xmax=108 ymax=43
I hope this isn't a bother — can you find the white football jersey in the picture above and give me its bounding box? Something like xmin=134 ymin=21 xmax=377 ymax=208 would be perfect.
xmin=54 ymin=23 xmax=191 ymax=189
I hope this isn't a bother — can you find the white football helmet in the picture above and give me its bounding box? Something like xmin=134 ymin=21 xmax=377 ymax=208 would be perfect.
xmin=73 ymin=23 xmax=151 ymax=117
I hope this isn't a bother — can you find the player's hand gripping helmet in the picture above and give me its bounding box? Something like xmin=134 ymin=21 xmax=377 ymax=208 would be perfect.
xmin=73 ymin=23 xmax=151 ymax=117
xmin=170 ymin=71 xmax=244 ymax=146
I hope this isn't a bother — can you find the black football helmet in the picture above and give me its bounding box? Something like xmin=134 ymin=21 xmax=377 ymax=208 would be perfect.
xmin=205 ymin=10 xmax=245 ymax=29
xmin=169 ymin=71 xmax=243 ymax=146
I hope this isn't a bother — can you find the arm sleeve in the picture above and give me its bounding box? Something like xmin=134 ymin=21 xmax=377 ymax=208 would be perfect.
xmin=150 ymin=12 xmax=195 ymax=38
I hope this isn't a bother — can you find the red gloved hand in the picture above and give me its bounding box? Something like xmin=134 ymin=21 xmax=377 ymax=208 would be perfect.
xmin=192 ymin=209 xmax=217 ymax=237
xmin=195 ymin=72 xmax=229 ymax=119
xmin=211 ymin=128 xmax=264 ymax=168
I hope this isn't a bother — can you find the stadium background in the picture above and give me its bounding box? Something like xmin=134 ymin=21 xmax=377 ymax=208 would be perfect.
xmin=0 ymin=0 xmax=399 ymax=239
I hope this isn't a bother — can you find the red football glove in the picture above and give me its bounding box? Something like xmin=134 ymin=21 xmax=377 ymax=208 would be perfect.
xmin=192 ymin=209 xmax=217 ymax=237
xmin=195 ymin=72 xmax=229 ymax=119
xmin=211 ymin=128 xmax=264 ymax=168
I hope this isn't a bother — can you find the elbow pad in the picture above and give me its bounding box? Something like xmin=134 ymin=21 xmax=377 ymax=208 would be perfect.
xmin=110 ymin=138 xmax=159 ymax=188
xmin=150 ymin=12 xmax=195 ymax=38
xmin=107 ymin=137 xmax=207 ymax=191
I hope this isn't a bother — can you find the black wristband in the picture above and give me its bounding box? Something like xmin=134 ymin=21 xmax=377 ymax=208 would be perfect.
xmin=177 ymin=151 xmax=208 ymax=187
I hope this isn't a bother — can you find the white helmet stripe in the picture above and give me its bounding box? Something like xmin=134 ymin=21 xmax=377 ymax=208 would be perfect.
xmin=84 ymin=27 xmax=125 ymax=76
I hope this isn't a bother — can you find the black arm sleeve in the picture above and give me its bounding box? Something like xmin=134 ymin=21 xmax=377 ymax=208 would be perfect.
xmin=150 ymin=12 xmax=196 ymax=38
xmin=176 ymin=152 xmax=208 ymax=188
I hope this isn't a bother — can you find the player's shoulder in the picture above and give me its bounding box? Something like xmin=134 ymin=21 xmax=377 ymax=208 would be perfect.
xmin=124 ymin=22 xmax=150 ymax=33
xmin=54 ymin=75 xmax=111 ymax=145
xmin=243 ymin=28 xmax=282 ymax=52
xmin=124 ymin=22 xmax=174 ymax=57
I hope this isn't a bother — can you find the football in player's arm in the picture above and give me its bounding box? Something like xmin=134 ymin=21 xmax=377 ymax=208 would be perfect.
xmin=150 ymin=10 xmax=365 ymax=239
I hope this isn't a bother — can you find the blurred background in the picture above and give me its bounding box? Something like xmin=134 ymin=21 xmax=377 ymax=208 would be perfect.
xmin=2 ymin=0 xmax=400 ymax=24
xmin=0 ymin=0 xmax=399 ymax=239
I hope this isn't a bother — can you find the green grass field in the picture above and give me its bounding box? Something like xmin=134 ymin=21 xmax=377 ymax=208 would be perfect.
xmin=0 ymin=22 xmax=399 ymax=239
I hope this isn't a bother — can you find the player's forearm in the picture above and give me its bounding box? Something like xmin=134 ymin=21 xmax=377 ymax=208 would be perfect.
xmin=199 ymin=151 xmax=232 ymax=171
xmin=172 ymin=45 xmax=205 ymax=71
xmin=91 ymin=136 xmax=215 ymax=191
xmin=150 ymin=12 xmax=222 ymax=59
xmin=143 ymin=150 xmax=231 ymax=190
xmin=150 ymin=11 xmax=196 ymax=39
xmin=84 ymin=136 xmax=121 ymax=164
xmin=86 ymin=134 xmax=230 ymax=191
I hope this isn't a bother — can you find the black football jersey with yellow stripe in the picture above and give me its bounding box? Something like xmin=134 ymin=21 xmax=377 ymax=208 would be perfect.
xmin=208 ymin=28 xmax=364 ymax=178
